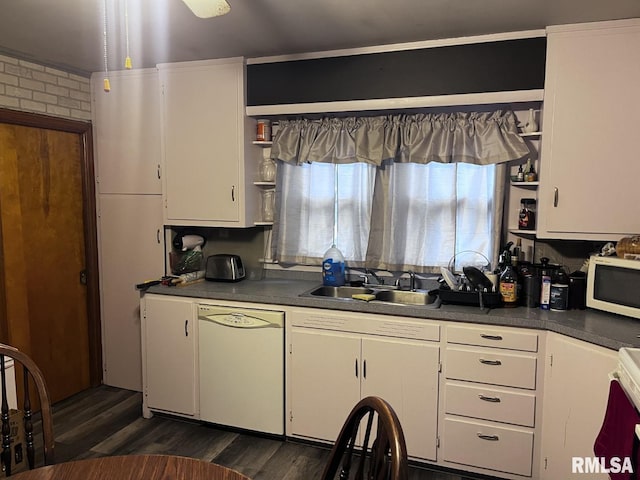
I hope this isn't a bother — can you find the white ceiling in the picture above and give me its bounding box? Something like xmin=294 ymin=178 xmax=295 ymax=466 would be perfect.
xmin=2 ymin=0 xmax=640 ymax=77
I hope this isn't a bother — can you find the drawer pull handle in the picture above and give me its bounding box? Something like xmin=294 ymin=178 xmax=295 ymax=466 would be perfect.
xmin=477 ymin=433 xmax=500 ymax=441
xmin=478 ymin=394 xmax=501 ymax=403
xmin=480 ymin=359 xmax=502 ymax=366
xmin=480 ymin=334 xmax=503 ymax=341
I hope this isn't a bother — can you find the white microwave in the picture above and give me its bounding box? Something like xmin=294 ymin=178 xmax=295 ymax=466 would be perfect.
xmin=587 ymin=255 xmax=640 ymax=319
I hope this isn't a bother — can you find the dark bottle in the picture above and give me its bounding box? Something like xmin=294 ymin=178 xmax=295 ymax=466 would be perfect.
xmin=499 ymin=255 xmax=518 ymax=308
xmin=539 ymin=257 xmax=552 ymax=310
xmin=518 ymin=198 xmax=536 ymax=230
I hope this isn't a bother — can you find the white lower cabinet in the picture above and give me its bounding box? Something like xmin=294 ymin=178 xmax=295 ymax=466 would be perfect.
xmin=289 ymin=309 xmax=440 ymax=461
xmin=141 ymin=294 xmax=198 ymax=419
xmin=539 ymin=333 xmax=617 ymax=480
xmin=442 ymin=324 xmax=542 ymax=478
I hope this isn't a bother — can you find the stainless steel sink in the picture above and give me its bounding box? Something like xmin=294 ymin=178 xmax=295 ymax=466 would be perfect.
xmin=374 ymin=289 xmax=438 ymax=306
xmin=301 ymin=284 xmax=439 ymax=307
xmin=307 ymin=285 xmax=374 ymax=298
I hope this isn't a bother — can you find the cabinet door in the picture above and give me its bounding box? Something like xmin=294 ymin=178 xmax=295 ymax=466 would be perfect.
xmin=160 ymin=60 xmax=243 ymax=224
xmin=143 ymin=295 xmax=198 ymax=416
xmin=361 ymin=337 xmax=440 ymax=461
xmin=538 ymin=21 xmax=640 ymax=238
xmin=91 ymin=69 xmax=161 ymax=194
xmin=98 ymin=194 xmax=163 ymax=391
xmin=290 ymin=329 xmax=361 ymax=442
xmin=539 ymin=333 xmax=617 ymax=480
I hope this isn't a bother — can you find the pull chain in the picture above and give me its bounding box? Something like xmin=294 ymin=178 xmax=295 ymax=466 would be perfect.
xmin=102 ymin=0 xmax=110 ymax=91
xmin=124 ymin=0 xmax=132 ymax=69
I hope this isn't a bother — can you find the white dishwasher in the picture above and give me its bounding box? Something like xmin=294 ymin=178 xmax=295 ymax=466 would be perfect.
xmin=197 ymin=304 xmax=284 ymax=435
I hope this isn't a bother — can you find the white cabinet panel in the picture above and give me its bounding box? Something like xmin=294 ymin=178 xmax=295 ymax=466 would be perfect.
xmin=447 ymin=324 xmax=539 ymax=352
xmin=361 ymin=337 xmax=439 ymax=461
xmin=443 ymin=418 xmax=534 ymax=477
xmin=290 ymin=329 xmax=361 ymax=442
xmin=539 ymin=333 xmax=617 ymax=480
xmin=538 ymin=20 xmax=640 ymax=238
xmin=91 ymin=69 xmax=161 ymax=195
xmin=143 ymin=295 xmax=198 ymax=417
xmin=159 ymin=58 xmax=258 ymax=226
xmin=445 ymin=382 xmax=536 ymax=427
xmin=446 ymin=347 xmax=537 ymax=390
xmin=98 ymin=194 xmax=163 ymax=391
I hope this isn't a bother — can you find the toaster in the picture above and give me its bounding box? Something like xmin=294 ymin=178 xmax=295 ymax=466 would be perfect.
xmin=205 ymin=254 xmax=245 ymax=282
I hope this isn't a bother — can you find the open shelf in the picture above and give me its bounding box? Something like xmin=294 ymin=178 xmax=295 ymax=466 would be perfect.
xmin=519 ymin=132 xmax=542 ymax=138
xmin=509 ymin=228 xmax=537 ymax=236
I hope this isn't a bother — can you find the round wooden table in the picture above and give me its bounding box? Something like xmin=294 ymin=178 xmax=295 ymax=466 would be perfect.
xmin=11 ymin=454 xmax=251 ymax=480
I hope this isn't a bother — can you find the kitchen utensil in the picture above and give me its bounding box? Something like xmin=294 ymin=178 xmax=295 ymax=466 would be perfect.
xmin=463 ymin=266 xmax=494 ymax=310
xmin=440 ymin=267 xmax=459 ymax=290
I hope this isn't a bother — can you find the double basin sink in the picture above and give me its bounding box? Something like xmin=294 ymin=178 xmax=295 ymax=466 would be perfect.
xmin=301 ymin=285 xmax=439 ymax=307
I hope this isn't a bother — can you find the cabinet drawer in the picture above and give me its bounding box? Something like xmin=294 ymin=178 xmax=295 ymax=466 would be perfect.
xmin=442 ymin=418 xmax=533 ymax=477
xmin=445 ymin=382 xmax=536 ymax=427
xmin=447 ymin=325 xmax=538 ymax=352
xmin=446 ymin=347 xmax=537 ymax=389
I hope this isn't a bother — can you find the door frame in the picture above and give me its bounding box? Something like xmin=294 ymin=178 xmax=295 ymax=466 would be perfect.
xmin=0 ymin=108 xmax=102 ymax=388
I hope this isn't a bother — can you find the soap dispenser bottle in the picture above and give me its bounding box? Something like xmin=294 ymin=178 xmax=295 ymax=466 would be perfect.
xmin=322 ymin=244 xmax=346 ymax=287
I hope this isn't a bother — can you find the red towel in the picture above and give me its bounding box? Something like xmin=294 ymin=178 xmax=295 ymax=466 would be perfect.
xmin=594 ymin=379 xmax=640 ymax=479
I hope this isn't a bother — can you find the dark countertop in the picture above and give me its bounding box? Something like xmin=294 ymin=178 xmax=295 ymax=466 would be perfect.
xmin=146 ymin=279 xmax=640 ymax=351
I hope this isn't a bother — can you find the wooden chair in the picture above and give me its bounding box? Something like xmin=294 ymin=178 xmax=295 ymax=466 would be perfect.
xmin=321 ymin=396 xmax=408 ymax=480
xmin=0 ymin=343 xmax=55 ymax=476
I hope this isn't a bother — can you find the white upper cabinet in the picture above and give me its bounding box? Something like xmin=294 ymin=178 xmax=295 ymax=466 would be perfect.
xmin=158 ymin=58 xmax=259 ymax=227
xmin=91 ymin=69 xmax=162 ymax=194
xmin=538 ymin=19 xmax=640 ymax=239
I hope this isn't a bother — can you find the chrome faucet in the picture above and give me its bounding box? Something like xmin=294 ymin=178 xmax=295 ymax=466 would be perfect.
xmin=365 ymin=268 xmax=385 ymax=285
xmin=395 ymin=271 xmax=417 ymax=291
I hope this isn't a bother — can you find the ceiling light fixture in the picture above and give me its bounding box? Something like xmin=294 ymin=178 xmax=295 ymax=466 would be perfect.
xmin=181 ymin=0 xmax=230 ymax=18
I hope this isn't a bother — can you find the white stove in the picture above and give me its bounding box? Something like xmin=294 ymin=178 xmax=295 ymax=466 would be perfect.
xmin=616 ymin=347 xmax=640 ymax=438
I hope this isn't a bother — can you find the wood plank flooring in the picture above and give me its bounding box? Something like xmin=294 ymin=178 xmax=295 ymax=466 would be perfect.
xmin=45 ymin=385 xmax=501 ymax=480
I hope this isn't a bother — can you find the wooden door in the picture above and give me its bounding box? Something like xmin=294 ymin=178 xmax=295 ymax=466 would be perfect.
xmin=0 ymin=110 xmax=101 ymax=404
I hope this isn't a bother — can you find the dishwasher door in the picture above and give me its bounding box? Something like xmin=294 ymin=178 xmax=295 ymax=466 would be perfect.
xmin=198 ymin=304 xmax=284 ymax=435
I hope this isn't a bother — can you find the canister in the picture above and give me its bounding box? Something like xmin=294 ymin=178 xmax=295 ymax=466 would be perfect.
xmin=549 ymin=269 xmax=569 ymax=311
xmin=256 ymin=119 xmax=271 ymax=142
xmin=568 ymin=271 xmax=587 ymax=310
xmin=522 ymin=274 xmax=540 ymax=308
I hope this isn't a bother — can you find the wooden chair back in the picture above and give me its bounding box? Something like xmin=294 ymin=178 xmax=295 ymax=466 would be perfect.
xmin=0 ymin=343 xmax=55 ymax=476
xmin=321 ymin=396 xmax=408 ymax=480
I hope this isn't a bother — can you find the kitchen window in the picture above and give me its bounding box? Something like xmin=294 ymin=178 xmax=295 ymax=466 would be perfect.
xmin=274 ymin=160 xmax=495 ymax=272
xmin=270 ymin=110 xmax=527 ymax=273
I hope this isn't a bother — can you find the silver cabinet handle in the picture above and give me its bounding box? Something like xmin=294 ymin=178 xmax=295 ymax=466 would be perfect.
xmin=185 ymin=320 xmax=189 ymax=337
xmin=231 ymin=185 xmax=235 ymax=202
xmin=355 ymin=359 xmax=358 ymax=378
xmin=156 ymin=229 xmax=161 ymax=244
xmin=480 ymin=334 xmax=503 ymax=341
xmin=363 ymin=359 xmax=367 ymax=379
xmin=554 ymin=187 xmax=559 ymax=207
xmin=157 ymin=164 xmax=161 ymax=179
xmin=477 ymin=433 xmax=499 ymax=441
xmin=478 ymin=394 xmax=501 ymax=403
xmin=480 ymin=359 xmax=502 ymax=366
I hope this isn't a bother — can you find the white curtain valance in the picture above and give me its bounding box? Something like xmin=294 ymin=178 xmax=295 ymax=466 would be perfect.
xmin=271 ymin=110 xmax=529 ymax=167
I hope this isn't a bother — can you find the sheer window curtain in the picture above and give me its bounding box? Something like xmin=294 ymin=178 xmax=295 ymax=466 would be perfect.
xmin=271 ymin=110 xmax=525 ymax=271
xmin=275 ymin=161 xmax=375 ymax=265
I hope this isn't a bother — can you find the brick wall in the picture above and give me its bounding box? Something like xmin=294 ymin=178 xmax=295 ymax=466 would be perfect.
xmin=0 ymin=54 xmax=91 ymax=122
